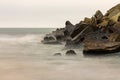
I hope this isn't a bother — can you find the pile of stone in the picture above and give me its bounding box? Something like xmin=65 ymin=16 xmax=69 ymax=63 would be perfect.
xmin=42 ymin=4 xmax=120 ymax=56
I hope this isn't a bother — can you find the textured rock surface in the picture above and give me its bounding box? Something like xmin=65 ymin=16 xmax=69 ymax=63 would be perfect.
xmin=42 ymin=3 xmax=120 ymax=55
xmin=83 ymin=41 xmax=120 ymax=56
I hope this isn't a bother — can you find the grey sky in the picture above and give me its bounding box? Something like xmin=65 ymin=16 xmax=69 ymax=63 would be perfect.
xmin=0 ymin=0 xmax=119 ymax=28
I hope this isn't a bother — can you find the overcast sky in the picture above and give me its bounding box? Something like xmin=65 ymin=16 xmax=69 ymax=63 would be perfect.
xmin=0 ymin=0 xmax=119 ymax=28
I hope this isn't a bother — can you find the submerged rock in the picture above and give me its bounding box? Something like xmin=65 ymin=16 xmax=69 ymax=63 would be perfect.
xmin=54 ymin=53 xmax=62 ymax=56
xmin=41 ymin=34 xmax=61 ymax=44
xmin=66 ymin=50 xmax=77 ymax=56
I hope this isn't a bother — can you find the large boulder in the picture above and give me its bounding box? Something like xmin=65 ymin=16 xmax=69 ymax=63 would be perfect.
xmin=83 ymin=41 xmax=120 ymax=56
xmin=65 ymin=21 xmax=98 ymax=47
xmin=66 ymin=50 xmax=77 ymax=56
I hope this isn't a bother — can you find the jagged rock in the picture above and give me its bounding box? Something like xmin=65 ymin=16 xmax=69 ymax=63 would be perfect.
xmin=94 ymin=10 xmax=103 ymax=20
xmin=54 ymin=53 xmax=62 ymax=56
xmin=66 ymin=50 xmax=77 ymax=56
xmin=41 ymin=34 xmax=61 ymax=44
xmin=97 ymin=19 xmax=109 ymax=28
xmin=113 ymin=22 xmax=120 ymax=33
xmin=108 ymin=32 xmax=120 ymax=42
xmin=91 ymin=17 xmax=97 ymax=25
xmin=53 ymin=28 xmax=66 ymax=41
xmin=84 ymin=17 xmax=92 ymax=24
xmin=65 ymin=21 xmax=97 ymax=47
xmin=42 ymin=3 xmax=120 ymax=56
xmin=71 ymin=22 xmax=96 ymax=39
xmin=64 ymin=21 xmax=75 ymax=37
xmin=105 ymin=4 xmax=120 ymax=22
xmin=83 ymin=41 xmax=120 ymax=56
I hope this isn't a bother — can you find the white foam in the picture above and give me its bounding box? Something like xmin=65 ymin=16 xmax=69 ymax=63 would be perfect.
xmin=0 ymin=34 xmax=44 ymax=43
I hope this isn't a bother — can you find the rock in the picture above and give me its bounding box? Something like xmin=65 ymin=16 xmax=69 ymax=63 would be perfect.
xmin=64 ymin=21 xmax=75 ymax=37
xmin=84 ymin=30 xmax=109 ymax=42
xmin=42 ymin=3 xmax=120 ymax=56
xmin=54 ymin=53 xmax=62 ymax=56
xmin=42 ymin=27 xmax=66 ymax=44
xmin=105 ymin=4 xmax=120 ymax=22
xmin=83 ymin=41 xmax=120 ymax=56
xmin=41 ymin=34 xmax=61 ymax=44
xmin=94 ymin=10 xmax=103 ymax=20
xmin=84 ymin=17 xmax=92 ymax=24
xmin=66 ymin=50 xmax=77 ymax=56
xmin=108 ymin=32 xmax=120 ymax=42
xmin=97 ymin=19 xmax=109 ymax=28
xmin=65 ymin=21 xmax=98 ymax=47
xmin=71 ymin=22 xmax=95 ymax=39
xmin=113 ymin=22 xmax=120 ymax=33
xmin=53 ymin=28 xmax=66 ymax=41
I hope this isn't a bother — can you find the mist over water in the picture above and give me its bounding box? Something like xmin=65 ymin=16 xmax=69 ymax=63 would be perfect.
xmin=0 ymin=28 xmax=120 ymax=80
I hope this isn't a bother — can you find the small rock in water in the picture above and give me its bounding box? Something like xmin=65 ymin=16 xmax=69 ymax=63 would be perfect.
xmin=66 ymin=50 xmax=77 ymax=56
xmin=53 ymin=53 xmax=62 ymax=56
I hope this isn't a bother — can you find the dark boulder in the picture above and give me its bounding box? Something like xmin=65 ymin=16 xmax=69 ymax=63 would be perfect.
xmin=53 ymin=28 xmax=66 ymax=41
xmin=41 ymin=34 xmax=61 ymax=44
xmin=83 ymin=41 xmax=120 ymax=56
xmin=65 ymin=21 xmax=98 ymax=47
xmin=42 ymin=27 xmax=66 ymax=44
xmin=66 ymin=50 xmax=77 ymax=56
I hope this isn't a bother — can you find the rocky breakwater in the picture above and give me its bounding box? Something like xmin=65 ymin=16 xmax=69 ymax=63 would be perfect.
xmin=42 ymin=4 xmax=120 ymax=56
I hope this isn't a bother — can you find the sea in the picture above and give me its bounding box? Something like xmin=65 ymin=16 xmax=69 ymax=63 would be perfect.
xmin=0 ymin=28 xmax=120 ymax=80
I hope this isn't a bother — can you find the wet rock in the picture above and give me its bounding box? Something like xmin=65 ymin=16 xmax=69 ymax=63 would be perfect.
xmin=42 ymin=27 xmax=66 ymax=44
xmin=53 ymin=28 xmax=66 ymax=41
xmin=41 ymin=34 xmax=61 ymax=44
xmin=66 ymin=50 xmax=77 ymax=56
xmin=54 ymin=53 xmax=62 ymax=56
xmin=83 ymin=41 xmax=120 ymax=56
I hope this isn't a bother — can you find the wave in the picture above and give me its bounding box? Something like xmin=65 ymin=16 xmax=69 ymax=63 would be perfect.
xmin=0 ymin=34 xmax=45 ymax=43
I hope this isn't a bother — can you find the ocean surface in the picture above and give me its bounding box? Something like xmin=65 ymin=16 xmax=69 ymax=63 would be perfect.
xmin=0 ymin=28 xmax=120 ymax=80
